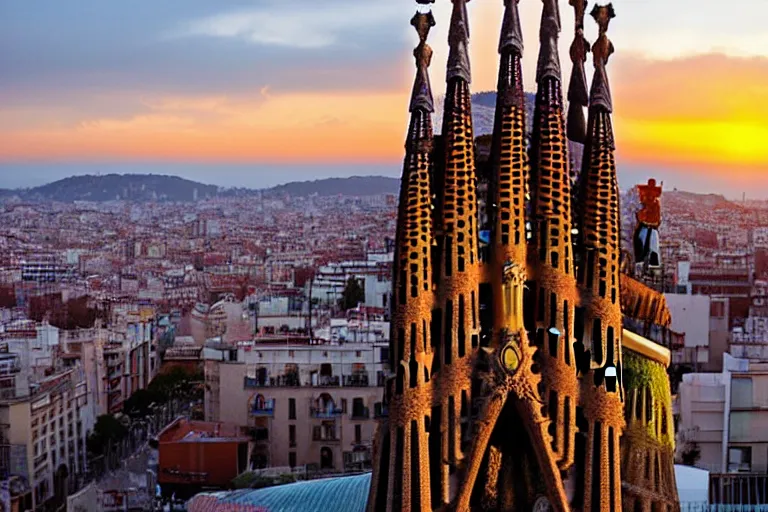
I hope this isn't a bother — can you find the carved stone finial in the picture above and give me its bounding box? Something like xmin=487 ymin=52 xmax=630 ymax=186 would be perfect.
xmin=446 ymin=0 xmax=471 ymax=83
xmin=410 ymin=10 xmax=436 ymax=113
xmin=591 ymin=3 xmax=615 ymax=37
xmin=536 ymin=0 xmax=562 ymax=83
xmin=412 ymin=10 xmax=435 ymax=45
xmin=588 ymin=3 xmax=615 ymax=112
xmin=567 ymin=0 xmax=590 ymax=142
xmin=570 ymin=0 xmax=588 ymax=30
xmin=499 ymin=0 xmax=524 ymax=55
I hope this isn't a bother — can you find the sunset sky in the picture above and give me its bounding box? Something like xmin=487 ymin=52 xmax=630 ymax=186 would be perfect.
xmin=1 ymin=0 xmax=767 ymax=197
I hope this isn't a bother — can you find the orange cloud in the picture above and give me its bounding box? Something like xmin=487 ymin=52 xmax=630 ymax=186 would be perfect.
xmin=612 ymin=53 xmax=768 ymax=175
xmin=1 ymin=45 xmax=767 ymax=183
xmin=0 ymin=90 xmax=409 ymax=163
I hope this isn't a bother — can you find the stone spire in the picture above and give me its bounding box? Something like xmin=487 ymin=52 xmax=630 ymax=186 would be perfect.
xmin=525 ymin=0 xmax=581 ymax=501
xmin=409 ymin=9 xmax=436 ymax=113
xmin=446 ymin=0 xmax=471 ymax=83
xmin=567 ymin=0 xmax=590 ymax=143
xmin=536 ymin=0 xmax=562 ymax=83
xmin=499 ymin=0 xmax=524 ymax=56
xmin=366 ymin=5 xmax=437 ymax=511
xmin=574 ymin=5 xmax=624 ymax=511
xmin=589 ymin=3 xmax=615 ymax=113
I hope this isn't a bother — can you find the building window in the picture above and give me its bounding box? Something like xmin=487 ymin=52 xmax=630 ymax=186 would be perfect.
xmin=288 ymin=350 xmax=295 ymax=358
xmin=289 ymin=425 xmax=296 ymax=447
xmin=728 ymin=447 xmax=752 ymax=472
xmin=731 ymin=378 xmax=753 ymax=409
xmin=289 ymin=398 xmax=296 ymax=420
xmin=380 ymin=347 xmax=389 ymax=363
xmin=289 ymin=452 xmax=296 ymax=468
xmin=341 ymin=399 xmax=347 ymax=413
xmin=355 ymin=425 xmax=362 ymax=444
xmin=355 ymin=351 xmax=362 ymax=358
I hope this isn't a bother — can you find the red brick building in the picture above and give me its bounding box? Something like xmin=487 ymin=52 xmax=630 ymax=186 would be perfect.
xmin=157 ymin=418 xmax=250 ymax=497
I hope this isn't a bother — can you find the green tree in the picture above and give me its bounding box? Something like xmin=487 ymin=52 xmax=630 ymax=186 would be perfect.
xmin=123 ymin=388 xmax=164 ymax=417
xmin=87 ymin=414 xmax=128 ymax=455
xmin=339 ymin=277 xmax=365 ymax=311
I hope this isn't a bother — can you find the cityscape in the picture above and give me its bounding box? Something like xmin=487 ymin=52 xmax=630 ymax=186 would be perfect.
xmin=1 ymin=0 xmax=768 ymax=511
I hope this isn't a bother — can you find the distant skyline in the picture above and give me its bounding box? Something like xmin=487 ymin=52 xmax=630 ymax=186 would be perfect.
xmin=1 ymin=0 xmax=767 ymax=197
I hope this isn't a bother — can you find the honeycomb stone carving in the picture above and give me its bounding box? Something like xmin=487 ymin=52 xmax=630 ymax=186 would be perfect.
xmin=367 ymin=2 xmax=679 ymax=511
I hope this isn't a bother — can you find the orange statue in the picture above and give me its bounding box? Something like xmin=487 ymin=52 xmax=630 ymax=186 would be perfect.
xmin=637 ymin=178 xmax=663 ymax=228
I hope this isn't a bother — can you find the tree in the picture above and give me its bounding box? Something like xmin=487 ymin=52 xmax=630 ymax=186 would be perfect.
xmin=339 ymin=277 xmax=365 ymax=311
xmin=87 ymin=414 xmax=128 ymax=455
xmin=123 ymin=388 xmax=164 ymax=417
xmin=680 ymin=441 xmax=702 ymax=466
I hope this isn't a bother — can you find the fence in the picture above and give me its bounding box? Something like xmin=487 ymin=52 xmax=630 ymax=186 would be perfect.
xmin=681 ymin=504 xmax=768 ymax=512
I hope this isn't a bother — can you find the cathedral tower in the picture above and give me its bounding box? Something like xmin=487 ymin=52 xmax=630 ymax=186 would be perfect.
xmin=574 ymin=5 xmax=625 ymax=511
xmin=367 ymin=2 xmax=679 ymax=511
xmin=367 ymin=6 xmax=437 ymax=511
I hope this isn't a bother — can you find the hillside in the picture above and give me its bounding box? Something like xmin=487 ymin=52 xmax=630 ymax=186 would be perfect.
xmin=22 ymin=174 xmax=220 ymax=203
xmin=0 ymin=174 xmax=400 ymax=203
xmin=434 ymin=91 xmax=536 ymax=136
xmin=263 ymin=176 xmax=399 ymax=198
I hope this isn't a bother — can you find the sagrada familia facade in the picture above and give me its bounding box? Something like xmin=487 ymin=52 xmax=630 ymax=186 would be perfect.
xmin=366 ymin=0 xmax=680 ymax=511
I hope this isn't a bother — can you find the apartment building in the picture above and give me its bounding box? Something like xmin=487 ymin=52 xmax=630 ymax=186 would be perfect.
xmin=678 ymin=353 xmax=768 ymax=474
xmin=0 ymin=365 xmax=93 ymax=510
xmin=204 ymin=340 xmax=388 ymax=473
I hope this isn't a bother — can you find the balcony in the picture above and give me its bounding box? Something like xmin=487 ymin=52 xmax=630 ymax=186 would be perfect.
xmin=350 ymin=407 xmax=370 ymax=420
xmin=343 ymin=375 xmax=369 ymax=387
xmin=315 ymin=375 xmax=340 ymax=388
xmin=250 ymin=399 xmax=275 ymax=417
xmin=272 ymin=374 xmax=300 ymax=387
xmin=310 ymin=407 xmax=343 ymax=419
xmin=244 ymin=376 xmax=268 ymax=389
xmin=0 ymin=358 xmax=21 ymax=375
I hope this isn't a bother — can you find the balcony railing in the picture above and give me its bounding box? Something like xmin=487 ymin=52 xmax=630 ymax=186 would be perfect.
xmin=315 ymin=376 xmax=340 ymax=387
xmin=272 ymin=375 xmax=300 ymax=387
xmin=343 ymin=375 xmax=369 ymax=387
xmin=0 ymin=360 xmax=21 ymax=375
xmin=0 ymin=387 xmax=28 ymax=401
xmin=244 ymin=376 xmax=268 ymax=389
xmin=310 ymin=407 xmax=343 ymax=419
xmin=350 ymin=407 xmax=370 ymax=420
xmin=250 ymin=400 xmax=275 ymax=417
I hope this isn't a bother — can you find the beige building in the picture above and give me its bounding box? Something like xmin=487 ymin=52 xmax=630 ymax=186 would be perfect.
xmin=0 ymin=367 xmax=92 ymax=510
xmin=204 ymin=340 xmax=388 ymax=473
xmin=678 ymin=353 xmax=768 ymax=474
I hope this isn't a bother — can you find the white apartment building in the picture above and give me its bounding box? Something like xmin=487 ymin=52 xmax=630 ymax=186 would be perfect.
xmin=678 ymin=353 xmax=768 ymax=475
xmin=204 ymin=340 xmax=388 ymax=473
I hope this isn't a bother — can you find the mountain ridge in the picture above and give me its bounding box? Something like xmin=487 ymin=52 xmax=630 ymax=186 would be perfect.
xmin=0 ymin=174 xmax=401 ymax=203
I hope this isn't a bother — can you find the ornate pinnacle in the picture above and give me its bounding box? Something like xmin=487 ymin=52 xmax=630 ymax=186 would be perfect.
xmin=570 ymin=0 xmax=588 ymax=30
xmin=588 ymin=3 xmax=615 ymax=112
xmin=446 ymin=0 xmax=471 ymax=83
xmin=499 ymin=0 xmax=524 ymax=55
xmin=536 ymin=0 xmax=562 ymax=83
xmin=567 ymin=0 xmax=590 ymax=142
xmin=409 ymin=9 xmax=436 ymax=113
